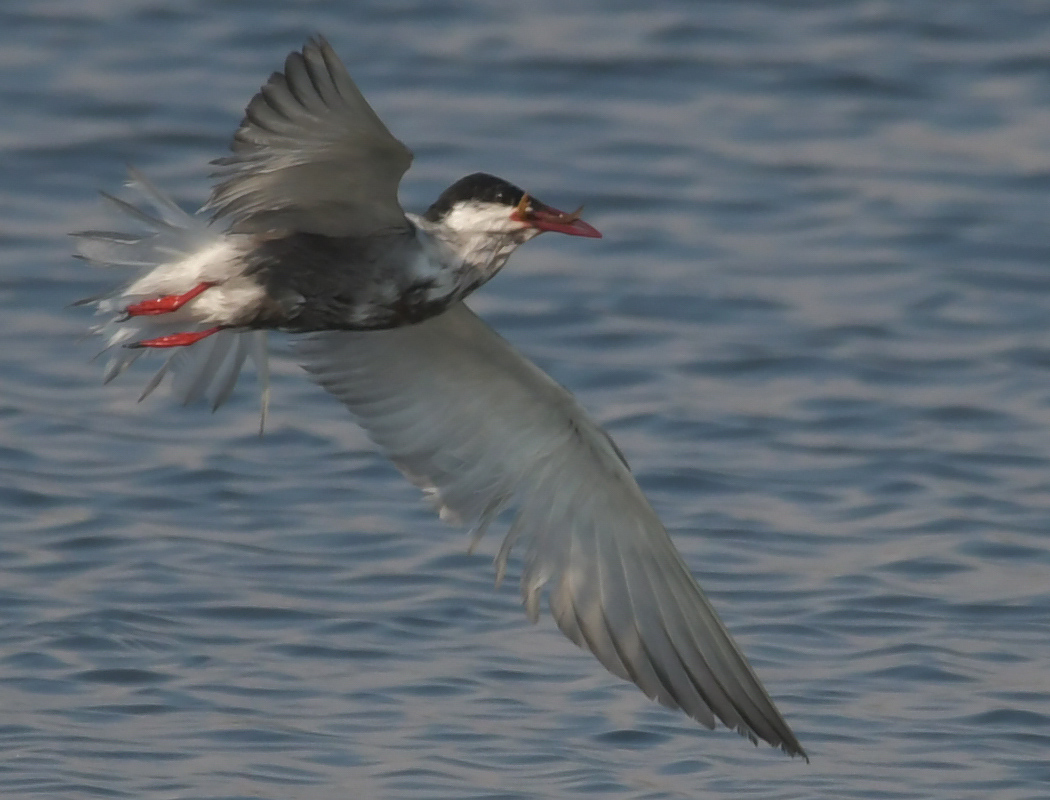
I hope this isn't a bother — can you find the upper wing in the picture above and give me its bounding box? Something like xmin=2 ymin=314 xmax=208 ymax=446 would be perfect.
xmin=296 ymin=303 xmax=806 ymax=759
xmin=207 ymin=36 xmax=413 ymax=237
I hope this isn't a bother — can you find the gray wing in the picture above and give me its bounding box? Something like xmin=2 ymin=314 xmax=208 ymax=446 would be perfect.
xmin=207 ymin=36 xmax=413 ymax=237
xmin=296 ymin=303 xmax=806 ymax=759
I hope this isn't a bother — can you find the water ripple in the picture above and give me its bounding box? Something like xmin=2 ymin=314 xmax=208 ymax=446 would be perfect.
xmin=3 ymin=1 xmax=1050 ymax=798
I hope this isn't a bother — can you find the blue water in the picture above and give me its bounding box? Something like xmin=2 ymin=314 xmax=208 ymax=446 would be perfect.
xmin=4 ymin=1 xmax=1050 ymax=797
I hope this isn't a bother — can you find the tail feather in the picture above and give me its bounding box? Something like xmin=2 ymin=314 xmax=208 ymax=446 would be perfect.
xmin=209 ymin=334 xmax=252 ymax=410
xmin=125 ymin=166 xmax=196 ymax=227
xmin=248 ymin=329 xmax=271 ymax=433
xmin=77 ymin=168 xmax=270 ymax=428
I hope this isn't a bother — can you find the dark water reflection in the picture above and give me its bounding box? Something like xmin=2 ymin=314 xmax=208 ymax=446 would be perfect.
xmin=3 ymin=1 xmax=1050 ymax=798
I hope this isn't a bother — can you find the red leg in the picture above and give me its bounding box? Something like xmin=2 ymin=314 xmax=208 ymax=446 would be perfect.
xmin=128 ymin=326 xmax=223 ymax=349
xmin=125 ymin=282 xmax=217 ymax=317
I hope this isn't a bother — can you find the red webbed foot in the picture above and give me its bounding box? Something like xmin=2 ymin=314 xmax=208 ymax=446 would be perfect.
xmin=125 ymin=282 xmax=216 ymax=317
xmin=127 ymin=326 xmax=223 ymax=349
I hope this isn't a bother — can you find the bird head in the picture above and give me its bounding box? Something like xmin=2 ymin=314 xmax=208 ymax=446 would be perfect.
xmin=423 ymin=173 xmax=601 ymax=240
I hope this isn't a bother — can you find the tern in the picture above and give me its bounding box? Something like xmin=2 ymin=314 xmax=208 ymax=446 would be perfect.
xmin=76 ymin=37 xmax=806 ymax=759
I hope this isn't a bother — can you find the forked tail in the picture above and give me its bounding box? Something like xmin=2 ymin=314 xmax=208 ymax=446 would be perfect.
xmin=74 ymin=168 xmax=270 ymax=430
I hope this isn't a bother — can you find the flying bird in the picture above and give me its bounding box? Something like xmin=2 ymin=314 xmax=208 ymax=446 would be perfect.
xmin=76 ymin=37 xmax=806 ymax=759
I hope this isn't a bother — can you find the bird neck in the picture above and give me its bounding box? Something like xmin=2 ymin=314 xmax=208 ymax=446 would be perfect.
xmin=409 ymin=214 xmax=539 ymax=290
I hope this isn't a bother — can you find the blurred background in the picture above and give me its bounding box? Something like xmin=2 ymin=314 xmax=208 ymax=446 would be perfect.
xmin=3 ymin=1 xmax=1050 ymax=798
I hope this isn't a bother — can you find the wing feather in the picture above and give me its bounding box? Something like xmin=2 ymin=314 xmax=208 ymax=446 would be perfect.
xmin=207 ymin=36 xmax=413 ymax=237
xmin=296 ymin=302 xmax=805 ymax=758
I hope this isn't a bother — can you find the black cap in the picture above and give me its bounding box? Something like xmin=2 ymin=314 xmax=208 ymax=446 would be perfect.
xmin=424 ymin=172 xmax=531 ymax=222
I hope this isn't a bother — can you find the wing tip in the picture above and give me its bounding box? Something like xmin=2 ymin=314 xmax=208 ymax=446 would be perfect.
xmin=738 ymin=720 xmax=808 ymax=761
xmin=780 ymin=734 xmax=809 ymax=763
xmin=305 ymin=33 xmax=332 ymax=56
xmin=726 ymin=717 xmax=807 ymax=761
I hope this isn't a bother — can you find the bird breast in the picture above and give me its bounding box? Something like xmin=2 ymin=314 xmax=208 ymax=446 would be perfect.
xmin=242 ymin=229 xmax=468 ymax=332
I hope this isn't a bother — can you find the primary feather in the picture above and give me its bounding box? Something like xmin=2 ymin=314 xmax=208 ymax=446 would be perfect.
xmin=207 ymin=35 xmax=413 ymax=237
xmin=297 ymin=303 xmax=807 ymax=759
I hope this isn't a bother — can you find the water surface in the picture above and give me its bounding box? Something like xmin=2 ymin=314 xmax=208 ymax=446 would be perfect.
xmin=3 ymin=1 xmax=1050 ymax=798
